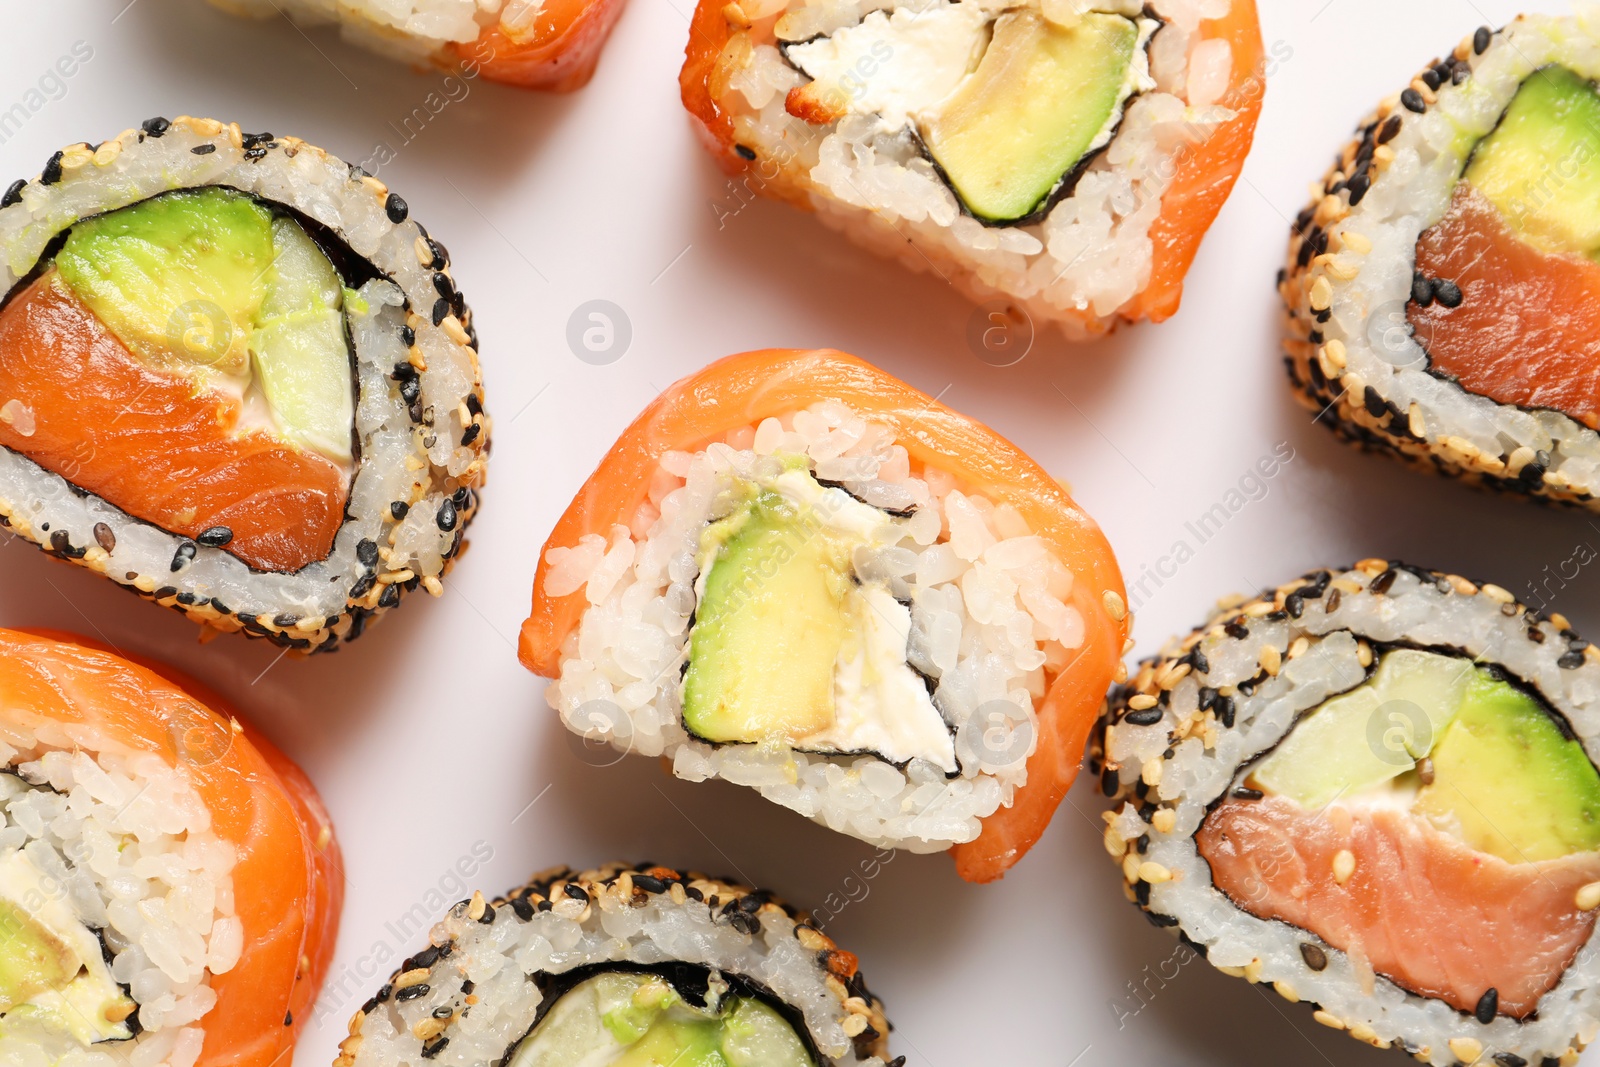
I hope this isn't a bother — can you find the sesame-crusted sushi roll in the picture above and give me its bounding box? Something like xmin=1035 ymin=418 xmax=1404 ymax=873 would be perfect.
xmin=680 ymin=0 xmax=1265 ymax=339
xmin=337 ymin=862 xmax=897 ymax=1067
xmin=205 ymin=0 xmax=629 ymax=91
xmin=520 ymin=349 xmax=1129 ymax=883
xmin=0 ymin=628 xmax=343 ymax=1067
xmin=0 ymin=118 xmax=488 ymax=650
xmin=1283 ymin=16 xmax=1600 ymax=510
xmin=1095 ymin=560 xmax=1600 ymax=1066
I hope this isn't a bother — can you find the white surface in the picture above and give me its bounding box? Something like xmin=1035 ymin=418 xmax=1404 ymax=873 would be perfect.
xmin=0 ymin=2 xmax=1592 ymax=1065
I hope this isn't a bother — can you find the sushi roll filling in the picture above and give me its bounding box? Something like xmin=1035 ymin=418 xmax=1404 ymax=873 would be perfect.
xmin=1409 ymin=65 xmax=1600 ymax=429
xmin=0 ymin=186 xmax=366 ymax=573
xmin=1198 ymin=646 xmax=1600 ymax=1018
xmin=507 ymin=964 xmax=817 ymax=1067
xmin=683 ymin=461 xmax=956 ymax=772
xmin=782 ymin=2 xmax=1159 ymax=224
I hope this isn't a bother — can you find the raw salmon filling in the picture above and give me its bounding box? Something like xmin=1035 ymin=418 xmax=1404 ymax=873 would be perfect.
xmin=0 ymin=188 xmax=359 ymax=573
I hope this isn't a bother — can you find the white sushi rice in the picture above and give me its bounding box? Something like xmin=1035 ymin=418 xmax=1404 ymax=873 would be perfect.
xmin=0 ymin=719 xmax=238 ymax=1067
xmin=543 ymin=400 xmax=1088 ymax=852
xmin=0 ymin=119 xmax=486 ymax=647
xmin=205 ymin=0 xmax=542 ymax=62
xmin=1308 ymin=12 xmax=1600 ymax=500
xmin=347 ymin=868 xmax=887 ymax=1067
xmin=1103 ymin=565 xmax=1600 ymax=1065
xmin=718 ymin=0 xmax=1240 ymax=338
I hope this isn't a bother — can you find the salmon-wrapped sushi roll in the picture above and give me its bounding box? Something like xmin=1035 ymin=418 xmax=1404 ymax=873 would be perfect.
xmin=0 ymin=628 xmax=342 ymax=1067
xmin=1284 ymin=15 xmax=1600 ymax=510
xmin=520 ymin=349 xmax=1129 ymax=883
xmin=1096 ymin=561 xmax=1600 ymax=1066
xmin=338 ymin=863 xmax=894 ymax=1067
xmin=0 ymin=119 xmax=489 ymax=650
xmin=681 ymin=0 xmax=1265 ymax=339
xmin=206 ymin=0 xmax=629 ymax=91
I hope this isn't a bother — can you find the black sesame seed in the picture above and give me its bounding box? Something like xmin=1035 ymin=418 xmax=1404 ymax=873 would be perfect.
xmin=1494 ymin=1055 xmax=1527 ymax=1067
xmin=1452 ymin=61 xmax=1471 ymax=86
xmin=431 ymin=297 xmax=450 ymax=326
xmin=1101 ymin=766 xmax=1119 ymax=797
xmin=401 ymin=324 xmax=416 ymax=347
xmin=420 ymin=1036 xmax=449 ymax=1059
xmin=40 ymin=151 xmax=64 ymax=185
xmin=1198 ymin=687 xmax=1218 ymax=711
xmin=1370 ymin=568 xmax=1397 ymax=595
xmin=563 ymin=883 xmax=588 ymax=902
xmin=356 ymin=539 xmax=379 ymax=567
xmin=154 ymin=586 xmax=178 ymax=601
xmin=1 ymin=179 xmax=24 ymax=208
xmin=1377 ymin=114 xmax=1403 ymax=144
xmin=1145 ymin=911 xmax=1179 ymax=928
xmin=431 ymin=1006 xmax=452 ymax=1020
xmin=284 ymin=1010 xmax=292 ymax=1026
xmin=1420 ymin=68 xmax=1441 ymax=92
xmin=1134 ymin=878 xmax=1151 ymax=906
xmin=1558 ymin=650 xmax=1585 ymax=670
xmin=1231 ymin=787 xmax=1264 ymax=800
xmin=1299 ymin=943 xmax=1328 ymax=971
xmin=433 ymin=272 xmax=455 ymax=299
xmin=274 ymin=613 xmax=298 ymax=628
xmin=176 ymin=592 xmax=197 ymax=606
xmin=400 ymin=377 xmax=421 ymax=405
xmin=396 ymin=984 xmax=430 ymax=1002
xmin=461 ymin=423 xmax=481 ymax=447
xmin=510 ymin=896 xmax=535 ymax=921
xmin=1216 ymin=695 xmax=1236 ymax=729
xmin=1346 ymin=172 xmax=1370 ymax=205
xmin=734 ymin=144 xmax=756 ymax=160
xmin=392 ymin=361 xmax=418 ymax=381
xmin=196 ymin=526 xmax=234 ymax=548
xmin=1326 ymin=587 xmax=1342 ymax=613
xmin=1475 ymin=987 xmax=1498 ymax=1024
xmin=390 ymin=501 xmax=410 ymax=521
xmin=1433 ymin=278 xmax=1463 ymax=308
xmin=142 ymin=117 xmax=171 ymax=137
xmin=1285 ymin=593 xmax=1305 ymax=618
xmin=1123 ymin=706 xmax=1163 ymax=727
xmin=171 ymin=542 xmax=197 ymax=572
xmin=437 ymin=499 xmax=458 ymax=532
xmin=477 ymin=903 xmax=495 ymax=924
xmin=632 ymin=874 xmax=667 ymax=894
xmin=1400 ymin=88 xmax=1427 ymax=113
xmin=1224 ymin=620 xmax=1249 ymax=640
xmin=50 ymin=530 xmax=85 ymax=559
xmin=385 ymin=192 xmax=409 ymax=223
xmin=191 ymin=144 xmax=216 ymax=155
xmin=379 ymin=583 xmax=402 ymax=609
xmin=350 ymin=575 xmax=375 ymax=600
xmin=1364 ymin=385 xmax=1387 ymax=418
xmin=1474 ymin=26 xmax=1492 ymax=54
xmin=410 ymin=945 xmax=443 ymax=969
xmin=1411 ymin=273 xmax=1435 ymax=306
xmin=212 ymin=601 xmax=232 ymax=616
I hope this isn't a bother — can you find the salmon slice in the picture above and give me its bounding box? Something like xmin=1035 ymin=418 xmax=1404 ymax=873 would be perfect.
xmin=0 ymin=273 xmax=348 ymax=572
xmin=453 ymin=0 xmax=630 ymax=91
xmin=1197 ymin=794 xmax=1600 ymax=1017
xmin=1411 ymin=182 xmax=1600 ymax=428
xmin=0 ymin=629 xmax=342 ymax=1067
xmin=518 ymin=348 xmax=1129 ymax=883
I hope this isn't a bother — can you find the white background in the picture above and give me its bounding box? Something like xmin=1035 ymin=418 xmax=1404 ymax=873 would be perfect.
xmin=0 ymin=1 xmax=1592 ymax=1064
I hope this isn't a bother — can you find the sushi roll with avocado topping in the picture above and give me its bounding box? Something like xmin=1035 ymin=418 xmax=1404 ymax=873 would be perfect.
xmin=1095 ymin=560 xmax=1600 ymax=1066
xmin=0 ymin=117 xmax=488 ymax=650
xmin=0 ymin=629 xmax=342 ymax=1067
xmin=1284 ymin=15 xmax=1600 ymax=509
xmin=680 ymin=0 xmax=1265 ymax=339
xmin=336 ymin=863 xmax=897 ymax=1067
xmin=520 ymin=349 xmax=1129 ymax=883
xmin=205 ymin=0 xmax=629 ymax=92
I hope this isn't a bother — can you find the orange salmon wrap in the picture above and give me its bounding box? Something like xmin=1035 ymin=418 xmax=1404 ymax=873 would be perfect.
xmin=520 ymin=349 xmax=1129 ymax=882
xmin=455 ymin=0 xmax=631 ymax=91
xmin=679 ymin=0 xmax=1263 ymax=340
xmin=0 ymin=629 xmax=342 ymax=1067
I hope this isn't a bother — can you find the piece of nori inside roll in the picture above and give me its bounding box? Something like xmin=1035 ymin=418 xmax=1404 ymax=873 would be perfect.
xmin=336 ymin=863 xmax=896 ymax=1067
xmin=1095 ymin=560 xmax=1600 ymax=1067
xmin=0 ymin=118 xmax=489 ymax=649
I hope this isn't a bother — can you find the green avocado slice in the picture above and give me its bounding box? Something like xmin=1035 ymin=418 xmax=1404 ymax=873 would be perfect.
xmin=1464 ymin=65 xmax=1600 ymax=259
xmin=921 ymin=10 xmax=1149 ymax=223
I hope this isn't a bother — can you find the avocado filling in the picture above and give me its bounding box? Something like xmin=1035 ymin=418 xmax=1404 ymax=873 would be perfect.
xmin=0 ymin=849 xmax=135 ymax=1046
xmin=508 ymin=970 xmax=815 ymax=1067
xmin=1247 ymin=648 xmax=1600 ymax=863
xmin=681 ymin=464 xmax=957 ymax=772
xmin=51 ymin=187 xmax=357 ymax=467
xmin=784 ymin=4 xmax=1157 ymax=223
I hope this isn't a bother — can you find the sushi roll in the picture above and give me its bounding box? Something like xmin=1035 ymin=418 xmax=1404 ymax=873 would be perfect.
xmin=337 ymin=862 xmax=896 ymax=1067
xmin=0 ymin=628 xmax=343 ymax=1067
xmin=0 ymin=118 xmax=489 ymax=650
xmin=1283 ymin=16 xmax=1600 ymax=510
xmin=680 ymin=0 xmax=1265 ymax=339
xmin=206 ymin=0 xmax=629 ymax=92
xmin=1095 ymin=560 xmax=1600 ymax=1066
xmin=520 ymin=349 xmax=1129 ymax=883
